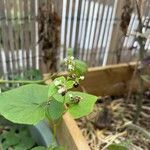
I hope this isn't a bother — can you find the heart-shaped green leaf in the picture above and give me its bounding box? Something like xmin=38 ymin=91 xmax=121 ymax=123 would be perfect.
xmin=0 ymin=84 xmax=49 ymax=125
xmin=46 ymin=99 xmax=65 ymax=121
xmin=66 ymin=80 xmax=75 ymax=89
xmin=31 ymin=146 xmax=47 ymax=150
xmin=48 ymin=83 xmax=58 ymax=98
xmin=66 ymin=92 xmax=97 ymax=119
xmin=74 ymin=60 xmax=87 ymax=76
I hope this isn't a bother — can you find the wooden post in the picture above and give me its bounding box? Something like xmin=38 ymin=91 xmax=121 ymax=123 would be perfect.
xmin=106 ymin=0 xmax=125 ymax=64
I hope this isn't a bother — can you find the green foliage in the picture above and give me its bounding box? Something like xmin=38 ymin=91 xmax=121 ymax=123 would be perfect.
xmin=66 ymin=92 xmax=97 ymax=119
xmin=107 ymin=140 xmax=132 ymax=150
xmin=52 ymin=146 xmax=65 ymax=150
xmin=67 ymin=48 xmax=73 ymax=56
xmin=24 ymin=69 xmax=43 ymax=80
xmin=74 ymin=60 xmax=88 ymax=76
xmin=46 ymin=100 xmax=65 ymax=121
xmin=141 ymin=75 xmax=150 ymax=83
xmin=31 ymin=146 xmax=47 ymax=150
xmin=0 ymin=126 xmax=36 ymax=150
xmin=0 ymin=49 xmax=97 ymax=150
xmin=107 ymin=144 xmax=127 ymax=150
xmin=0 ymin=84 xmax=49 ymax=125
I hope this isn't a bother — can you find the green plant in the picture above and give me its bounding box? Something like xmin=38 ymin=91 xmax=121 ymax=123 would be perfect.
xmin=0 ymin=50 xmax=98 ymax=150
xmin=107 ymin=140 xmax=132 ymax=150
xmin=0 ymin=125 xmax=36 ymax=150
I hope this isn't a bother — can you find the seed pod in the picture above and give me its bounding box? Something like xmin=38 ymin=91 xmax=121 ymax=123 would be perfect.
xmin=61 ymin=91 xmax=66 ymax=96
xmin=73 ymin=82 xmax=79 ymax=88
xmin=72 ymin=96 xmax=81 ymax=104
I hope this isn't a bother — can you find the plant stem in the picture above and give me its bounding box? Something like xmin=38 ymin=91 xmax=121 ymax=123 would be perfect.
xmin=0 ymin=79 xmax=47 ymax=84
xmin=133 ymin=0 xmax=145 ymax=124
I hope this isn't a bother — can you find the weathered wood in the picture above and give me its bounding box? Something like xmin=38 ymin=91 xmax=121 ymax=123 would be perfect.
xmin=31 ymin=0 xmax=36 ymax=68
xmin=107 ymin=0 xmax=125 ymax=64
xmin=5 ymin=0 xmax=16 ymax=74
xmin=46 ymin=63 xmax=150 ymax=150
xmin=56 ymin=113 xmax=91 ymax=150
xmin=23 ymin=0 xmax=30 ymax=69
xmin=78 ymin=62 xmax=150 ymax=96
xmin=0 ymin=0 xmax=11 ymax=76
xmin=45 ymin=62 xmax=150 ymax=96
xmin=13 ymin=0 xmax=20 ymax=73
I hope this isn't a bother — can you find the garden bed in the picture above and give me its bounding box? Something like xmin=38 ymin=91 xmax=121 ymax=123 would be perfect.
xmin=52 ymin=62 xmax=150 ymax=150
xmin=77 ymin=91 xmax=150 ymax=150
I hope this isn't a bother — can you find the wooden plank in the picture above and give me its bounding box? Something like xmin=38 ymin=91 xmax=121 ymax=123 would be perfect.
xmin=78 ymin=0 xmax=89 ymax=60
xmin=23 ymin=0 xmax=30 ymax=69
xmin=83 ymin=0 xmax=94 ymax=61
xmin=5 ymin=0 xmax=17 ymax=75
xmin=90 ymin=0 xmax=105 ymax=66
xmin=30 ymin=0 xmax=36 ymax=68
xmin=19 ymin=0 xmax=26 ymax=72
xmin=107 ymin=0 xmax=125 ymax=64
xmin=74 ymin=0 xmax=82 ymax=57
xmin=56 ymin=113 xmax=91 ymax=150
xmin=0 ymin=33 xmax=3 ymax=76
xmin=13 ymin=0 xmax=20 ymax=74
xmin=0 ymin=0 xmax=11 ymax=77
xmin=45 ymin=62 xmax=150 ymax=150
xmin=96 ymin=0 xmax=109 ymax=66
xmin=102 ymin=0 xmax=116 ymax=66
xmin=44 ymin=62 xmax=150 ymax=97
xmin=35 ymin=0 xmax=40 ymax=69
xmin=87 ymin=2 xmax=99 ymax=64
xmin=77 ymin=62 xmax=150 ymax=96
xmin=76 ymin=0 xmax=85 ymax=58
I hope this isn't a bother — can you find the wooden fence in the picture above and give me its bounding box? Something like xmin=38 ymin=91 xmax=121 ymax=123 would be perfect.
xmin=0 ymin=0 xmax=150 ymax=79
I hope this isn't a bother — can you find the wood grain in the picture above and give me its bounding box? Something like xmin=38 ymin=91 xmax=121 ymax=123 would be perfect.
xmin=56 ymin=113 xmax=91 ymax=150
xmin=45 ymin=62 xmax=150 ymax=150
xmin=45 ymin=62 xmax=150 ymax=96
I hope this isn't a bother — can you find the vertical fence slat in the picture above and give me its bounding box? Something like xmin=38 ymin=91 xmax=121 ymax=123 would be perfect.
xmin=13 ymin=0 xmax=21 ymax=74
xmin=79 ymin=0 xmax=89 ymax=59
xmin=76 ymin=0 xmax=85 ymax=58
xmin=83 ymin=1 xmax=94 ymax=61
xmin=101 ymin=4 xmax=113 ymax=65
xmin=31 ymin=0 xmax=36 ymax=68
xmin=96 ymin=2 xmax=109 ymax=65
xmin=87 ymin=2 xmax=99 ymax=64
xmin=60 ymin=0 xmax=67 ymax=61
xmin=107 ymin=0 xmax=125 ymax=64
xmin=90 ymin=2 xmax=104 ymax=66
xmin=18 ymin=0 xmax=25 ymax=71
xmin=23 ymin=0 xmax=30 ymax=69
xmin=66 ymin=0 xmax=73 ymax=49
xmin=103 ymin=0 xmax=117 ymax=66
xmin=0 ymin=0 xmax=10 ymax=78
xmin=71 ymin=0 xmax=79 ymax=49
xmin=5 ymin=0 xmax=16 ymax=75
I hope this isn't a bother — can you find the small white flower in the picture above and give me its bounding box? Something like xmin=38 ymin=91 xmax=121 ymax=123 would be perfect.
xmin=64 ymin=58 xmax=68 ymax=62
xmin=80 ymin=76 xmax=85 ymax=80
xmin=69 ymin=94 xmax=73 ymax=98
xmin=68 ymin=64 xmax=74 ymax=71
xmin=70 ymin=56 xmax=74 ymax=60
xmin=58 ymin=87 xmax=66 ymax=94
xmin=54 ymin=80 xmax=61 ymax=86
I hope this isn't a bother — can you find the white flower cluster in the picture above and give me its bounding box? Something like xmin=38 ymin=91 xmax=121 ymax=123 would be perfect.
xmin=54 ymin=80 xmax=67 ymax=95
xmin=79 ymin=76 xmax=85 ymax=80
xmin=58 ymin=87 xmax=66 ymax=94
xmin=64 ymin=56 xmax=75 ymax=71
